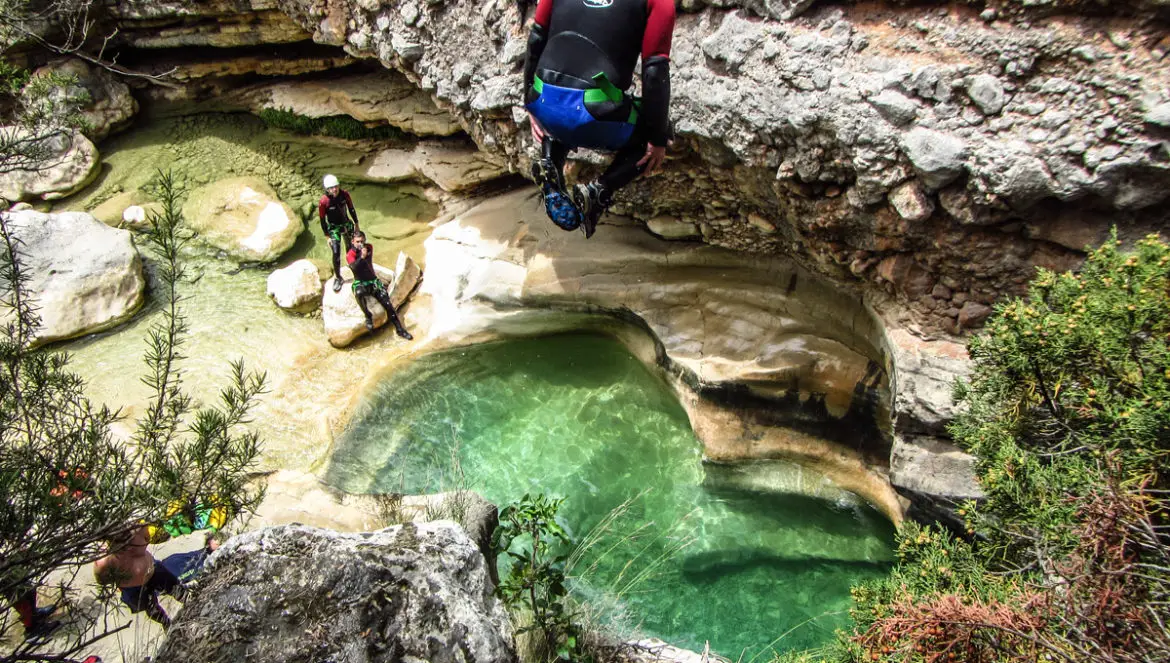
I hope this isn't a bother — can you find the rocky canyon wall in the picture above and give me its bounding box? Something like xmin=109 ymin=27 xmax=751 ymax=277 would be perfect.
xmin=66 ymin=0 xmax=1170 ymax=335
xmin=268 ymin=0 xmax=1170 ymax=335
xmin=13 ymin=0 xmax=1168 ymax=522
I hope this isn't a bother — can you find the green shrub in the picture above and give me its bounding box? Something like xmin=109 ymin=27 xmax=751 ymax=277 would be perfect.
xmin=842 ymin=232 xmax=1170 ymax=663
xmin=258 ymin=107 xmax=404 ymax=141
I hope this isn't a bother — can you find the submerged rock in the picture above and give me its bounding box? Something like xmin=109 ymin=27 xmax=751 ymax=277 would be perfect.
xmin=89 ymin=190 xmax=162 ymax=231
xmin=155 ymin=522 xmax=517 ymax=663
xmin=266 ymin=259 xmax=322 ymax=312
xmin=183 ymin=177 xmax=303 ymax=262
xmin=322 ymin=252 xmax=421 ymax=347
xmin=0 ymin=129 xmax=99 ymax=202
xmin=1 ymin=210 xmax=144 ymax=346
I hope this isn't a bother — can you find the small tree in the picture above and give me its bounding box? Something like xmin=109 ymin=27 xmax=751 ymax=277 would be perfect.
xmin=846 ymin=233 xmax=1170 ymax=663
xmin=0 ymin=171 xmax=267 ymax=662
xmin=493 ymin=493 xmax=590 ymax=663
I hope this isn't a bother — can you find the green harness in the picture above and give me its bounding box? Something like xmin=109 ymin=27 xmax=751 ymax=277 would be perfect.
xmin=352 ymin=278 xmax=383 ymax=294
xmin=328 ymin=222 xmax=354 ymax=243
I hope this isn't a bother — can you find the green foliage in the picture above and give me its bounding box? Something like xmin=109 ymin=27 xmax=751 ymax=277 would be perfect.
xmin=0 ymin=170 xmax=266 ymax=661
xmin=954 ymin=231 xmax=1170 ymax=559
xmin=493 ymin=493 xmax=591 ymax=663
xmin=0 ymin=60 xmax=29 ymax=93
xmin=0 ymin=68 xmax=88 ymax=185
xmin=257 ymin=107 xmax=404 ymax=141
xmin=843 ymin=232 xmax=1170 ymax=663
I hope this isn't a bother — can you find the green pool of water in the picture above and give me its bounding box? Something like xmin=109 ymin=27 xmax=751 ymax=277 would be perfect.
xmin=326 ymin=333 xmax=896 ymax=658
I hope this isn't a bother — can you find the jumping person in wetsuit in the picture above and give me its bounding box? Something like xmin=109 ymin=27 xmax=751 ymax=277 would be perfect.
xmin=346 ymin=231 xmax=413 ymax=340
xmin=523 ymin=0 xmax=675 ymax=238
xmin=318 ymin=174 xmax=361 ymax=292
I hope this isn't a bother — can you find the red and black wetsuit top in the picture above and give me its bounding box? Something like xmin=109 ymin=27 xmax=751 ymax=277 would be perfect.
xmin=532 ymin=0 xmax=674 ymax=91
xmin=346 ymin=244 xmax=378 ymax=282
xmin=318 ymin=190 xmax=358 ymax=234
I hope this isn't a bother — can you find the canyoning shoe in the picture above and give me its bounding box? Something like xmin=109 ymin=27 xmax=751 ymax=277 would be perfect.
xmin=573 ymin=182 xmax=612 ymax=239
xmin=533 ymin=157 xmax=582 ymax=231
xmin=34 ymin=605 xmax=57 ymax=620
xmin=396 ymin=328 xmax=414 ymax=341
xmin=333 ymin=277 xmax=343 ymax=293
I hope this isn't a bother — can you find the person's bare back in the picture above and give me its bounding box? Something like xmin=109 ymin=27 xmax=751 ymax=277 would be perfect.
xmin=93 ymin=527 xmax=154 ymax=588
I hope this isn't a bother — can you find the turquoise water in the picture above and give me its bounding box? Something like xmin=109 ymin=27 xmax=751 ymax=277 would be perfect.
xmin=326 ymin=333 xmax=896 ymax=658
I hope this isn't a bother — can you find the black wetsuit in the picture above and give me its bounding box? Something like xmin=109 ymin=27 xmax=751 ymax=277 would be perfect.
xmin=319 ymin=190 xmax=358 ymax=279
xmin=346 ymin=244 xmax=410 ymax=337
xmin=524 ymin=0 xmax=675 ymax=193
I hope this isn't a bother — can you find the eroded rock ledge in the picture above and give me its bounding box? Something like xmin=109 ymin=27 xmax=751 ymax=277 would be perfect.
xmin=28 ymin=0 xmax=1165 ymax=334
xmin=409 ymin=187 xmax=907 ymax=519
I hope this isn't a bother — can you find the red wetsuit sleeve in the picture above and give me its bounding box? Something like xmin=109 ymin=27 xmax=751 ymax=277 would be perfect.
xmin=318 ymin=195 xmax=328 ymax=220
xmin=343 ymin=191 xmax=358 ymax=224
xmin=642 ymin=0 xmax=676 ymax=60
xmin=533 ymin=0 xmax=553 ymax=28
xmin=346 ymin=249 xmax=358 ymax=265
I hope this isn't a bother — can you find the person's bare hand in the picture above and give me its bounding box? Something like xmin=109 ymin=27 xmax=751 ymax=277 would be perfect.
xmin=637 ymin=143 xmax=668 ymax=175
xmin=528 ymin=112 xmax=546 ymax=143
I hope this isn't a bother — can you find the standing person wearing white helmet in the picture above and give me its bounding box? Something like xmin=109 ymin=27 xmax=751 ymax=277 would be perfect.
xmin=318 ymin=174 xmax=361 ymax=292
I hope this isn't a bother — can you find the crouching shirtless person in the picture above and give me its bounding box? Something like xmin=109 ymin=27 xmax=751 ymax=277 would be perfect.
xmin=94 ymin=526 xmax=215 ymax=628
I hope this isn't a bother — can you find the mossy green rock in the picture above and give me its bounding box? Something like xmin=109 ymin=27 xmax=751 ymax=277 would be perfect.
xmin=183 ymin=177 xmax=303 ymax=262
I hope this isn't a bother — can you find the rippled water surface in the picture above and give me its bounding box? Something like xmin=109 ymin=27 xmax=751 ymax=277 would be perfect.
xmin=326 ymin=333 xmax=896 ymax=658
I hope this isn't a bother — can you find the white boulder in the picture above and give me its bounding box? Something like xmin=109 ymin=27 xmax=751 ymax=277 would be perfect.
xmin=322 ymin=252 xmax=422 ymax=347
xmin=1 ymin=210 xmax=145 ymax=346
xmin=0 ymin=129 xmax=100 ymax=202
xmin=183 ymin=177 xmax=303 ymax=262
xmin=34 ymin=58 xmax=138 ymax=140
xmin=266 ymin=260 xmax=322 ymax=312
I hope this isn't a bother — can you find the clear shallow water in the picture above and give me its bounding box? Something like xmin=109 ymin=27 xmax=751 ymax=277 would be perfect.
xmin=61 ymin=113 xmax=438 ymax=268
xmin=326 ymin=333 xmax=896 ymax=659
xmin=55 ymin=113 xmax=440 ymax=469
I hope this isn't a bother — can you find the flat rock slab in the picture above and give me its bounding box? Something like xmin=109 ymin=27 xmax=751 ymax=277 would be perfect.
xmin=246 ymin=71 xmax=460 ymax=136
xmin=2 ymin=210 xmax=145 ymax=346
xmin=155 ymin=522 xmax=517 ymax=663
xmin=365 ymin=141 xmax=508 ymax=192
xmin=183 ymin=177 xmax=303 ymax=262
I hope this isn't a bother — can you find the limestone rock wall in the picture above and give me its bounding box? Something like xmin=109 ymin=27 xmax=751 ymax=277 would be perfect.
xmin=262 ymin=0 xmax=1169 ymax=332
xmin=156 ymin=522 xmax=518 ymax=663
xmin=71 ymin=0 xmax=1170 ymax=332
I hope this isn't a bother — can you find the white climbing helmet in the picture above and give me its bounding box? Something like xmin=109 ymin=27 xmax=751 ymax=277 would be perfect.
xmin=323 ymin=174 xmax=339 ymax=189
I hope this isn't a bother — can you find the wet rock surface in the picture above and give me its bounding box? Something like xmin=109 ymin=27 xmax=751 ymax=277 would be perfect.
xmin=156 ymin=522 xmax=517 ymax=663
xmin=322 ymin=252 xmax=421 ymax=347
xmin=0 ymin=130 xmax=100 ymax=202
